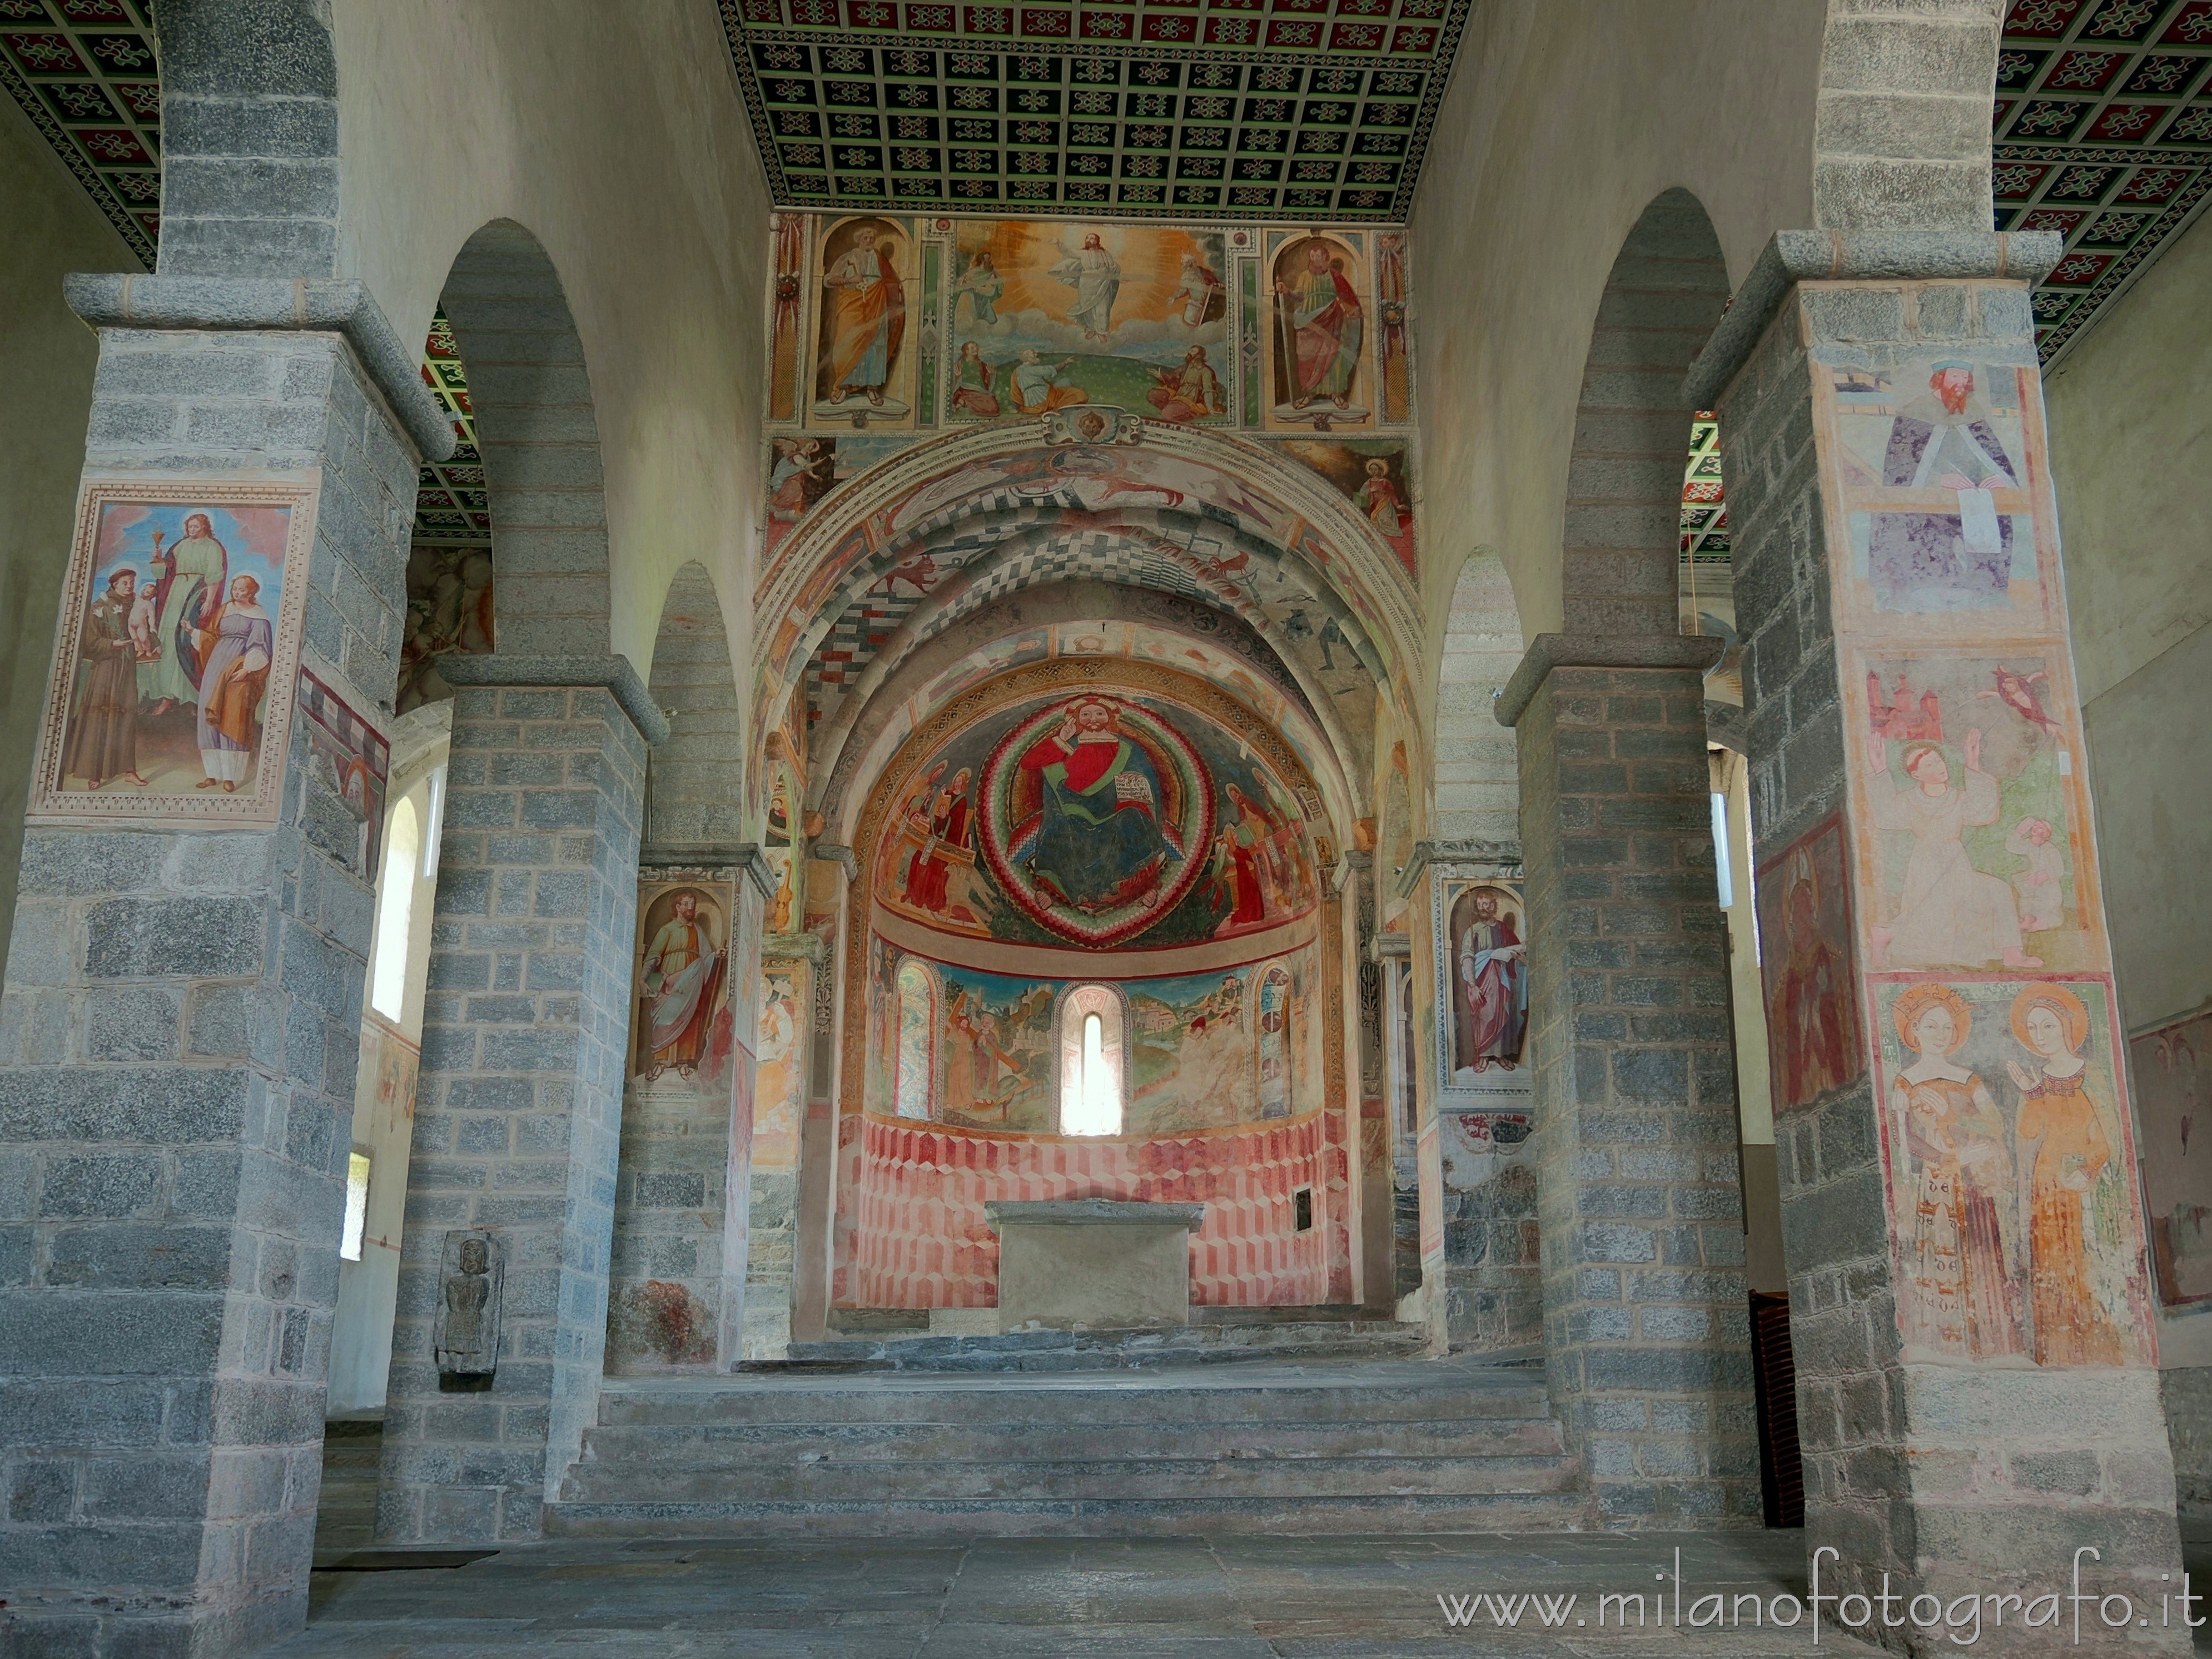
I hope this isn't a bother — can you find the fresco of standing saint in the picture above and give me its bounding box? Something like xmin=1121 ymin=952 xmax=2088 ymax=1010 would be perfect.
xmin=812 ymin=217 xmax=910 ymax=421
xmin=634 ymin=887 xmax=728 ymax=1084
xmin=1270 ymin=234 xmax=1368 ymax=425
xmin=1450 ymin=885 xmax=1527 ymax=1076
xmin=1757 ymin=821 xmax=1861 ymax=1113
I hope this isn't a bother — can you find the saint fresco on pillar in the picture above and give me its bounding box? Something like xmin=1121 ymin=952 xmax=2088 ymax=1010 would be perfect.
xmin=1447 ymin=883 xmax=1527 ymax=1079
xmin=1873 ymin=974 xmax=2150 ymax=1368
xmin=630 ymin=873 xmax=739 ymax=1095
xmin=1828 ymin=360 xmax=2053 ymax=624
xmin=30 ymin=480 xmax=314 ymax=830
xmin=1853 ymin=650 xmax=2100 ymax=973
xmin=1755 ymin=817 xmax=1861 ymax=1114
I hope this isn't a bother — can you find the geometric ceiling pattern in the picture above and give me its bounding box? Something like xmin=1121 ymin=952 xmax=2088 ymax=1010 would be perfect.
xmin=1996 ymin=0 xmax=2212 ymax=361
xmin=714 ymin=0 xmax=1469 ymax=220
xmin=0 ymin=0 xmax=162 ymax=267
xmin=413 ymin=310 xmax=492 ymax=545
xmin=0 ymin=3 xmax=487 ymax=546
xmin=1679 ymin=414 xmax=1727 ymax=567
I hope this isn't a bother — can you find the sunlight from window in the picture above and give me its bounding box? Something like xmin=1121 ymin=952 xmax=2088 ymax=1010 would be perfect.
xmin=370 ymin=797 xmax=420 ymax=1020
xmin=1060 ymin=988 xmax=1124 ymax=1136
xmin=339 ymin=1151 xmax=371 ymax=1261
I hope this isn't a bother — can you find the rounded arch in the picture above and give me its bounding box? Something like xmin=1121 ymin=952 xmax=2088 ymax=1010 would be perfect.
xmin=811 ymin=575 xmax=1364 ymax=850
xmin=753 ymin=421 xmax=1424 ymax=748
xmin=642 ymin=559 xmax=743 ymax=853
xmin=1558 ymin=188 xmax=1731 ymax=639
xmin=1431 ymin=547 xmax=1524 ymax=846
xmin=438 ymin=220 xmax=613 ymax=662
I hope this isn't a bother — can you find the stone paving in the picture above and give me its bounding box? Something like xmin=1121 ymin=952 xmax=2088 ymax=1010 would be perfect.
xmin=277 ymin=1527 xmax=1900 ymax=1658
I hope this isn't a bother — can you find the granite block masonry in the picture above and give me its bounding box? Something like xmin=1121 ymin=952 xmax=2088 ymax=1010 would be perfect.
xmin=1502 ymin=654 xmax=1758 ymax=1526
xmin=0 ymin=307 xmax=430 ymax=1658
xmin=1696 ymin=230 xmax=2184 ymax=1653
xmin=375 ymin=681 xmax=648 ymax=1546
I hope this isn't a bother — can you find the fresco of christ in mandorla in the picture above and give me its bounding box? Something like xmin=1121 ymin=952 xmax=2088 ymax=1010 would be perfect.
xmin=980 ymin=694 xmax=1216 ymax=947
xmin=1021 ymin=699 xmax=1176 ymax=915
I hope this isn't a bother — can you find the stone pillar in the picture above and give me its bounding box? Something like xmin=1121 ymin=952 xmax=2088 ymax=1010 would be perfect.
xmin=1691 ymin=231 xmax=2183 ymax=1643
xmin=0 ymin=280 xmax=443 ymax=1655
xmin=605 ymin=853 xmax=764 ymax=1375
xmin=744 ymin=935 xmax=811 ymax=1360
xmin=375 ymin=659 xmax=662 ymax=1545
xmin=1498 ymin=637 xmax=1758 ymax=1525
xmin=790 ymin=848 xmax=852 ymax=1344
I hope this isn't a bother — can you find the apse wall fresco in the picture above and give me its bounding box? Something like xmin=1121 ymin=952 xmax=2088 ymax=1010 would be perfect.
xmin=864 ymin=937 xmax=1325 ymax=1135
xmin=762 ymin=210 xmax=1418 ymax=566
xmin=873 ymin=679 xmax=1321 ymax=950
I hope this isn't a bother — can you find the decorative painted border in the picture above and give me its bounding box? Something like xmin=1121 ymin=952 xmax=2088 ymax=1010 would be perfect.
xmin=27 ymin=475 xmax=317 ymax=832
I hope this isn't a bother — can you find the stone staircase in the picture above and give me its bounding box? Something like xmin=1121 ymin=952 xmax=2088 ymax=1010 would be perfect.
xmin=547 ymin=1355 xmax=1587 ymax=1537
xmin=770 ymin=1314 xmax=1430 ymax=1373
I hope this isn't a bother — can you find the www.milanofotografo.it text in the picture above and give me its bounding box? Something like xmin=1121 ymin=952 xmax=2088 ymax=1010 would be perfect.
xmin=1438 ymin=1549 xmax=2206 ymax=1646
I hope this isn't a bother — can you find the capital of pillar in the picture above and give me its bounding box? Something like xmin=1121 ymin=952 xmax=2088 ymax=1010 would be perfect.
xmin=1690 ymin=230 xmax=2183 ymax=1645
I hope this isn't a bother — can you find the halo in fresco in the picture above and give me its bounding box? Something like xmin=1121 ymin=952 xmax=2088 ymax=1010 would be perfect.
xmin=978 ymin=692 xmax=1214 ymax=946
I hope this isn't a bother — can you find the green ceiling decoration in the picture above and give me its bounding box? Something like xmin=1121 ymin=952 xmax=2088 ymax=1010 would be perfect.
xmin=0 ymin=0 xmax=161 ymax=267
xmin=714 ymin=0 xmax=1471 ymax=221
xmin=1996 ymin=0 xmax=2212 ymax=361
xmin=413 ymin=310 xmax=490 ymax=545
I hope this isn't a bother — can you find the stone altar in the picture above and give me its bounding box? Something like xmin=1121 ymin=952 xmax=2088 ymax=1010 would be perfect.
xmin=985 ymin=1199 xmax=1206 ymax=1332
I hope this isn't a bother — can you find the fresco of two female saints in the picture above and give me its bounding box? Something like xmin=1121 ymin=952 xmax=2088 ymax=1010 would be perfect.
xmin=1886 ymin=980 xmax=2144 ymax=1368
xmin=53 ymin=500 xmax=293 ymax=803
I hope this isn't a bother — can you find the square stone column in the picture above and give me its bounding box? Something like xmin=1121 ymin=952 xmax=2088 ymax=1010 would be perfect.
xmin=0 ymin=282 xmax=443 ymax=1655
xmin=375 ymin=662 xmax=660 ymax=1545
xmin=1692 ymin=230 xmax=2183 ymax=1647
xmin=1498 ymin=638 xmax=1758 ymax=1524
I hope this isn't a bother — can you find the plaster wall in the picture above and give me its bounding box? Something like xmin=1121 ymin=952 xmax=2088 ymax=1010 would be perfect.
xmin=0 ymin=100 xmax=140 ymax=991
xmin=2045 ymin=207 xmax=2212 ymax=1041
xmin=1408 ymin=1 xmax=1823 ymax=667
xmin=331 ymin=0 xmax=770 ymax=686
xmin=2045 ymin=209 xmax=2212 ymax=1506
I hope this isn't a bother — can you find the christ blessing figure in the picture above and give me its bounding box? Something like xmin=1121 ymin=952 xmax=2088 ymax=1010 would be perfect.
xmin=1017 ymin=700 xmax=1179 ymax=916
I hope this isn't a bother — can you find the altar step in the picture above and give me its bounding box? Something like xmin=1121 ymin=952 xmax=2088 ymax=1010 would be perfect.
xmin=766 ymin=1317 xmax=1429 ymax=1374
xmin=547 ymin=1357 xmax=1587 ymax=1537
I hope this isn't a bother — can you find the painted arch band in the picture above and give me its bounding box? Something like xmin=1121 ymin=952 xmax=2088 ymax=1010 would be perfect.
xmin=980 ymin=693 xmax=1216 ymax=946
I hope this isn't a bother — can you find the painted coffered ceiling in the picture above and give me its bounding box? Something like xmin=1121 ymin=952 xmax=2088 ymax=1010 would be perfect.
xmin=713 ymin=0 xmax=1467 ymax=221
xmin=0 ymin=0 xmax=160 ymax=265
xmin=1995 ymin=0 xmax=2212 ymax=362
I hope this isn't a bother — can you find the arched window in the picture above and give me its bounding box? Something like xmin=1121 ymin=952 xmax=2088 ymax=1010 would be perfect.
xmin=1255 ymin=963 xmax=1292 ymax=1120
xmin=893 ymin=958 xmax=937 ymax=1120
xmin=369 ymin=797 xmax=420 ymax=1021
xmin=1058 ymin=984 xmax=1125 ymax=1136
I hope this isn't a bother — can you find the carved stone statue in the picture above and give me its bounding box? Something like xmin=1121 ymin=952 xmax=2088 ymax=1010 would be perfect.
xmin=433 ymin=1229 xmax=504 ymax=1390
